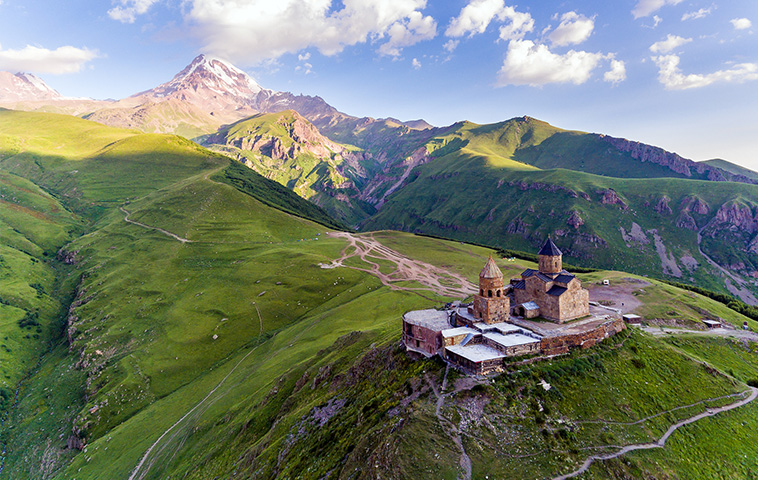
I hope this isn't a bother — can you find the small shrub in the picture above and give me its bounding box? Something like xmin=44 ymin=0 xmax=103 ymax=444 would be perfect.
xmin=747 ymin=379 xmax=758 ymax=388
xmin=631 ymin=358 xmax=646 ymax=369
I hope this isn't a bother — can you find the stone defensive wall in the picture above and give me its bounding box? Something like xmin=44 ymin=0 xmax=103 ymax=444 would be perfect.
xmin=539 ymin=317 xmax=625 ymax=357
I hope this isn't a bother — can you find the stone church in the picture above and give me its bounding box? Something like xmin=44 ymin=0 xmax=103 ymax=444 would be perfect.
xmin=512 ymin=238 xmax=590 ymax=323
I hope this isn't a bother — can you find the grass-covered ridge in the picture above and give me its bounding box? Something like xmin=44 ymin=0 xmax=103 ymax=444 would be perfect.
xmin=214 ymin=160 xmax=348 ymax=231
xmin=205 ymin=110 xmax=379 ymax=226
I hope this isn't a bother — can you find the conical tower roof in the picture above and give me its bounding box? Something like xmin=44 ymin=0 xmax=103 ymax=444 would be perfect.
xmin=539 ymin=237 xmax=562 ymax=256
xmin=479 ymin=255 xmax=503 ymax=278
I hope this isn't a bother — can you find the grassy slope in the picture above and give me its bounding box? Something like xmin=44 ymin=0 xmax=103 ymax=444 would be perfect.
xmin=365 ymin=142 xmax=758 ymax=296
xmin=581 ymin=335 xmax=758 ymax=480
xmin=0 ymin=170 xmax=80 ymax=396
xmin=206 ymin=111 xmax=378 ymax=226
xmin=703 ymin=158 xmax=758 ymax=181
xmin=2 ymin=110 xmax=758 ymax=479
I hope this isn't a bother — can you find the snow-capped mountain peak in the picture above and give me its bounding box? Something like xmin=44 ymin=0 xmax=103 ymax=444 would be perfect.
xmin=141 ymin=54 xmax=263 ymax=100
xmin=0 ymin=71 xmax=62 ymax=102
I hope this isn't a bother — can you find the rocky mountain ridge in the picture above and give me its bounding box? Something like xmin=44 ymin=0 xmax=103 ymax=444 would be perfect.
xmin=0 ymin=71 xmax=61 ymax=101
xmin=600 ymin=134 xmax=758 ymax=185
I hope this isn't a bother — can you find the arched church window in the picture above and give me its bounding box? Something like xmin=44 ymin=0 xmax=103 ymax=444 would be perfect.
xmin=488 ymin=290 xmax=492 ymax=297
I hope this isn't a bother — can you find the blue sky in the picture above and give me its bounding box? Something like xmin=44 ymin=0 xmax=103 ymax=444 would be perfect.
xmin=0 ymin=0 xmax=756 ymax=169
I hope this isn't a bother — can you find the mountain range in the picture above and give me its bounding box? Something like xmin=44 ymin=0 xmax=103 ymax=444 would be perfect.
xmin=2 ymin=55 xmax=758 ymax=305
xmin=3 ymin=62 xmax=758 ymax=480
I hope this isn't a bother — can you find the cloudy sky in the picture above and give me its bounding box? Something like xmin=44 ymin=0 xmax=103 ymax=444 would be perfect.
xmin=0 ymin=0 xmax=757 ymax=169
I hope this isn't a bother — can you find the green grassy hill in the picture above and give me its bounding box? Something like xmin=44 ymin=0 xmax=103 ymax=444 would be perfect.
xmin=703 ymin=158 xmax=758 ymax=181
xmin=356 ymin=117 xmax=758 ymax=302
xmin=203 ymin=112 xmax=758 ymax=302
xmin=204 ymin=110 xmax=379 ymax=226
xmin=3 ymin=110 xmax=758 ymax=480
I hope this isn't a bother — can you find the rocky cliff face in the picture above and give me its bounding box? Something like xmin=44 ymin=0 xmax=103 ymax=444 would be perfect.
xmin=705 ymin=201 xmax=758 ymax=234
xmin=599 ymin=135 xmax=758 ymax=186
xmin=208 ymin=111 xmax=352 ymax=162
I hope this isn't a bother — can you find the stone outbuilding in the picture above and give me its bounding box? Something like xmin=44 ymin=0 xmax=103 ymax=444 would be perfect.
xmin=512 ymin=238 xmax=590 ymax=323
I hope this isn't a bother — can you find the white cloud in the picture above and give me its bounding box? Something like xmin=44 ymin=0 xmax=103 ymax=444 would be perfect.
xmin=653 ymin=15 xmax=662 ymax=27
xmin=681 ymin=8 xmax=712 ymax=21
xmin=412 ymin=58 xmax=421 ymax=69
xmin=497 ymin=39 xmax=604 ymax=86
xmin=653 ymin=54 xmax=758 ymax=89
xmin=0 ymin=44 xmax=99 ymax=74
xmin=731 ymin=18 xmax=752 ymax=30
xmin=649 ymin=34 xmax=692 ymax=54
xmin=378 ymin=10 xmax=437 ymax=57
xmin=632 ymin=0 xmax=683 ymax=19
xmin=446 ymin=0 xmax=506 ymax=37
xmin=497 ymin=7 xmax=535 ymax=41
xmin=108 ymin=0 xmax=159 ymax=23
xmin=184 ymin=0 xmax=437 ymax=63
xmin=298 ymin=53 xmax=311 ymax=61
xmin=604 ymin=59 xmax=626 ymax=84
xmin=443 ymin=39 xmax=459 ymax=52
xmin=445 ymin=1 xmax=533 ymax=42
xmin=548 ymin=12 xmax=594 ymax=46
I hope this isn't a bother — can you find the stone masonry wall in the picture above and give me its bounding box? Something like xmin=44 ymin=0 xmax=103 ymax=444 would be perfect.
xmin=557 ymin=287 xmax=590 ymax=323
xmin=402 ymin=321 xmax=442 ymax=356
xmin=473 ymin=294 xmax=510 ymax=323
xmin=540 ymin=318 xmax=625 ymax=356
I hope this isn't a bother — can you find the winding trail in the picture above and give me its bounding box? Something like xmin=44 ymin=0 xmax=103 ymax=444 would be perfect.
xmin=320 ymin=232 xmax=476 ymax=298
xmin=642 ymin=325 xmax=758 ymax=343
xmin=128 ymin=296 xmax=267 ymax=480
xmin=553 ymin=387 xmax=758 ymax=480
xmin=120 ymin=206 xmax=193 ymax=244
xmin=427 ymin=366 xmax=472 ymax=480
xmin=127 ymin=343 xmax=262 ymax=480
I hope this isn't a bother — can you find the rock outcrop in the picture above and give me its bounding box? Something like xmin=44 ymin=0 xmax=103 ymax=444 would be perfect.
xmin=508 ymin=181 xmax=579 ymax=198
xmin=567 ymin=210 xmax=584 ymax=229
xmin=681 ymin=195 xmax=710 ymax=215
xmin=706 ymin=201 xmax=758 ymax=234
xmin=599 ymin=135 xmax=758 ymax=186
xmin=597 ymin=188 xmax=628 ymax=210
xmin=654 ymin=196 xmax=673 ymax=215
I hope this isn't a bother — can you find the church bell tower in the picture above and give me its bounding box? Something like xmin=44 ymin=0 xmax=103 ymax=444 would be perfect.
xmin=471 ymin=256 xmax=510 ymax=324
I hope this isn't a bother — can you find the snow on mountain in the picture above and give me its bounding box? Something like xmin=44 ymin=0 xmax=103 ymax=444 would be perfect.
xmin=135 ymin=54 xmax=263 ymax=101
xmin=0 ymin=71 xmax=62 ymax=101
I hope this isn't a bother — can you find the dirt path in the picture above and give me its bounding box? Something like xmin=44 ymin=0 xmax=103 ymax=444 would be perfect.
xmin=697 ymin=228 xmax=757 ymax=305
xmin=128 ymin=296 xmax=267 ymax=480
xmin=427 ymin=366 xmax=473 ymax=480
xmin=553 ymin=387 xmax=758 ymax=480
xmin=642 ymin=325 xmax=758 ymax=343
xmin=121 ymin=207 xmax=193 ymax=244
xmin=320 ymin=232 xmax=476 ymax=298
